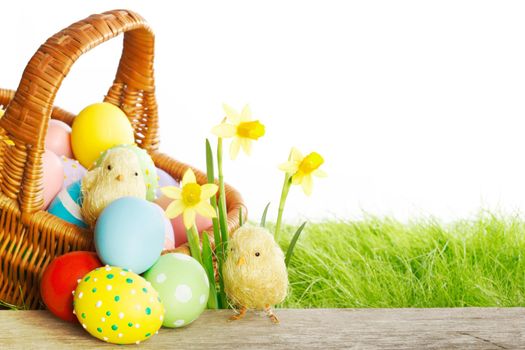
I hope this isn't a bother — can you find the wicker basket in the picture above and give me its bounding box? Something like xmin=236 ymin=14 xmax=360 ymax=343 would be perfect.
xmin=0 ymin=10 xmax=246 ymax=309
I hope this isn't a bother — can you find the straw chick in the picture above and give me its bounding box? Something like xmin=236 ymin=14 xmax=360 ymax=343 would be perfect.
xmin=223 ymin=225 xmax=288 ymax=323
xmin=81 ymin=147 xmax=146 ymax=227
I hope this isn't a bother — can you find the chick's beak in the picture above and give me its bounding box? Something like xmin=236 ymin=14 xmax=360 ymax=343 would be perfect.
xmin=116 ymin=174 xmax=123 ymax=181
xmin=237 ymin=256 xmax=246 ymax=267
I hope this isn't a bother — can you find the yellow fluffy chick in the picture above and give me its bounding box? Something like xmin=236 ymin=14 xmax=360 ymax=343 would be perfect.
xmin=81 ymin=147 xmax=146 ymax=227
xmin=223 ymin=225 xmax=288 ymax=323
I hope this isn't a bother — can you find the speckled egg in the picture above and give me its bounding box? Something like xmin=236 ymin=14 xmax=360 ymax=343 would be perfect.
xmin=155 ymin=168 xmax=179 ymax=198
xmin=60 ymin=156 xmax=87 ymax=189
xmin=143 ymin=253 xmax=209 ymax=328
xmin=74 ymin=266 xmax=164 ymax=345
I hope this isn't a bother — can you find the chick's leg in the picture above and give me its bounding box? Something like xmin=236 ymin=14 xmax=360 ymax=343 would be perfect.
xmin=229 ymin=306 xmax=247 ymax=321
xmin=265 ymin=304 xmax=280 ymax=324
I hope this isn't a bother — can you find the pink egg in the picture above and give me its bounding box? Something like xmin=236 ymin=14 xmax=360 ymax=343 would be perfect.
xmin=60 ymin=156 xmax=87 ymax=189
xmin=153 ymin=203 xmax=175 ymax=250
xmin=155 ymin=195 xmax=212 ymax=247
xmin=45 ymin=119 xmax=73 ymax=158
xmin=43 ymin=149 xmax=65 ymax=209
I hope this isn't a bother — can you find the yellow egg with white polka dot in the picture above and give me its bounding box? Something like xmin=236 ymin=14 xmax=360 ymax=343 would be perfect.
xmin=73 ymin=266 xmax=165 ymax=345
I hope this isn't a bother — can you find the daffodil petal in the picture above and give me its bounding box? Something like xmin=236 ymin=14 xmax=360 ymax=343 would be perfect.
xmin=302 ymin=174 xmax=314 ymax=196
xmin=183 ymin=208 xmax=197 ymax=230
xmin=278 ymin=161 xmax=298 ymax=174
xmin=223 ymin=104 xmax=241 ymax=124
xmin=314 ymin=169 xmax=328 ymax=178
xmin=182 ymin=168 xmax=196 ymax=186
xmin=240 ymin=104 xmax=252 ymax=122
xmin=292 ymin=172 xmax=304 ymax=185
xmin=195 ymin=201 xmax=217 ymax=219
xmin=165 ymin=199 xmax=185 ymax=219
xmin=230 ymin=138 xmax=241 ymax=160
xmin=240 ymin=138 xmax=252 ymax=156
xmin=200 ymin=183 xmax=218 ymax=200
xmin=160 ymin=186 xmax=182 ymax=199
xmin=211 ymin=123 xmax=236 ymax=138
xmin=290 ymin=147 xmax=304 ymax=162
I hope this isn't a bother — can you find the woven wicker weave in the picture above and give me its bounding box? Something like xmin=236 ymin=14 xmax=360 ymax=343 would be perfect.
xmin=0 ymin=10 xmax=246 ymax=309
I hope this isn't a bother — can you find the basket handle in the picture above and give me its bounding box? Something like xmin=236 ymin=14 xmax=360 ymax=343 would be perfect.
xmin=0 ymin=10 xmax=159 ymax=214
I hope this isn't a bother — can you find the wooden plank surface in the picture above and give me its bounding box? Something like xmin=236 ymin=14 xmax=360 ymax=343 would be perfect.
xmin=0 ymin=308 xmax=523 ymax=349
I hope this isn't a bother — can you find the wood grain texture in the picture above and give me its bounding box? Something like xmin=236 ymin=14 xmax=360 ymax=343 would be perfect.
xmin=0 ymin=308 xmax=523 ymax=349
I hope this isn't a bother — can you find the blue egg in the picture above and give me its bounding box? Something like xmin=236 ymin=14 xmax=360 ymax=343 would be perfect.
xmin=48 ymin=180 xmax=88 ymax=229
xmin=94 ymin=197 xmax=165 ymax=274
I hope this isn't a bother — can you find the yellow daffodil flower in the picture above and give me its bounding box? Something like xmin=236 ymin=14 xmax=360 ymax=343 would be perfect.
xmin=279 ymin=147 xmax=327 ymax=196
xmin=211 ymin=104 xmax=265 ymax=159
xmin=162 ymin=168 xmax=218 ymax=229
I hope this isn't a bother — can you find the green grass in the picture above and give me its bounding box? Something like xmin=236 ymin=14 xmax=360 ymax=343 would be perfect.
xmin=278 ymin=213 xmax=525 ymax=308
xmin=3 ymin=213 xmax=524 ymax=310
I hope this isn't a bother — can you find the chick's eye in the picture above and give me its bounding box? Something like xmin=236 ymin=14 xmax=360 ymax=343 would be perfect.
xmin=107 ymin=165 xmax=112 ymax=171
xmin=134 ymin=172 xmax=139 ymax=176
xmin=255 ymin=252 xmax=260 ymax=257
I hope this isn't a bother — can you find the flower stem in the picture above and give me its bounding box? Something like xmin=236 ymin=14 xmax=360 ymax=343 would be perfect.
xmin=274 ymin=175 xmax=292 ymax=242
xmin=186 ymin=225 xmax=202 ymax=265
xmin=217 ymin=138 xmax=229 ymax=253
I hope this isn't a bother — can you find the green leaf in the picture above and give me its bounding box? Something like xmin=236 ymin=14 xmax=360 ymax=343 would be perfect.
xmin=217 ymin=138 xmax=229 ymax=253
xmin=285 ymin=222 xmax=307 ymax=267
xmin=239 ymin=206 xmax=243 ymax=227
xmin=260 ymin=202 xmax=271 ymax=227
xmin=206 ymin=139 xmax=227 ymax=308
xmin=206 ymin=139 xmax=215 ymax=182
xmin=216 ymin=138 xmax=230 ymax=307
xmin=202 ymin=234 xmax=218 ymax=309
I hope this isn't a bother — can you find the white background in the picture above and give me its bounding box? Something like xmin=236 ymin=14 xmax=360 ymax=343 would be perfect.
xmin=2 ymin=1 xmax=525 ymax=224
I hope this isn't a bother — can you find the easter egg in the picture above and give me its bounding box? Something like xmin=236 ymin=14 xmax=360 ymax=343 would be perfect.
xmin=40 ymin=251 xmax=102 ymax=322
xmin=154 ymin=204 xmax=175 ymax=250
xmin=45 ymin=119 xmax=73 ymax=158
xmin=60 ymin=156 xmax=87 ymax=189
xmin=48 ymin=180 xmax=88 ymax=229
xmin=94 ymin=145 xmax=158 ymax=201
xmin=95 ymin=197 xmax=164 ymax=274
xmin=155 ymin=195 xmax=212 ymax=247
xmin=74 ymin=266 xmax=164 ymax=345
xmin=144 ymin=253 xmax=209 ymax=328
xmin=43 ymin=149 xmax=65 ymax=209
xmin=156 ymin=168 xmax=179 ymax=198
xmin=71 ymin=102 xmax=134 ymax=168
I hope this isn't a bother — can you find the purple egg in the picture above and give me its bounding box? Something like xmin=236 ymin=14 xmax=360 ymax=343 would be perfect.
xmin=156 ymin=167 xmax=179 ymax=198
xmin=60 ymin=156 xmax=87 ymax=189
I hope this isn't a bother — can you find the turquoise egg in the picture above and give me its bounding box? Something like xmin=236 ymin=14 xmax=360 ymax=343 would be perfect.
xmin=48 ymin=180 xmax=88 ymax=229
xmin=95 ymin=197 xmax=164 ymax=274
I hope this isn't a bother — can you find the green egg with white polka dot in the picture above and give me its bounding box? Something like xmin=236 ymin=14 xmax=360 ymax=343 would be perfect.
xmin=144 ymin=253 xmax=209 ymax=328
xmin=73 ymin=266 xmax=165 ymax=345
